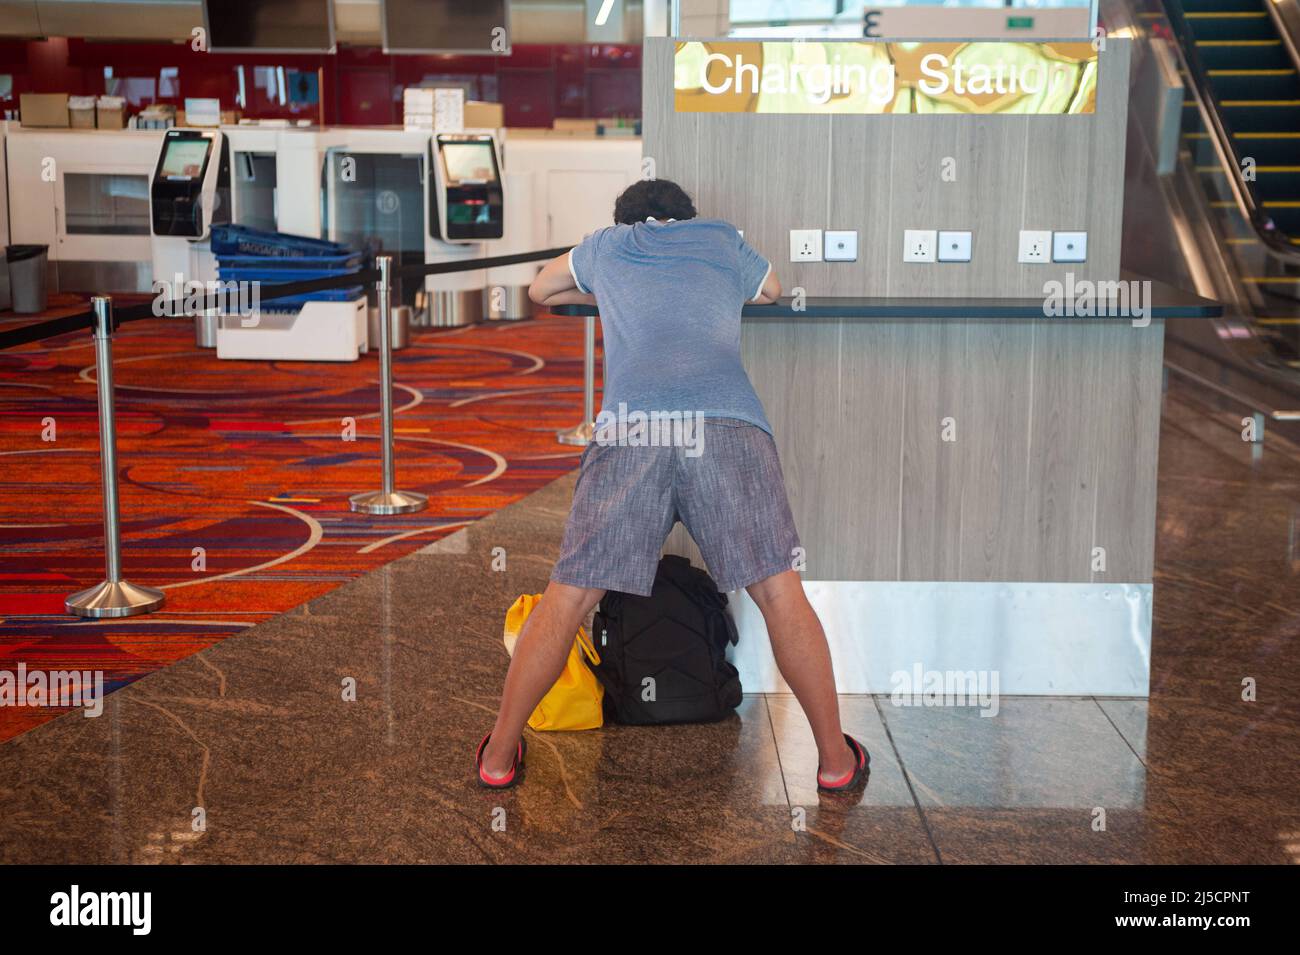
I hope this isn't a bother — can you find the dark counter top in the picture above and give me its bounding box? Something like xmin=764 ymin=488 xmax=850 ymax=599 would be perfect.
xmin=551 ymin=274 xmax=1222 ymax=321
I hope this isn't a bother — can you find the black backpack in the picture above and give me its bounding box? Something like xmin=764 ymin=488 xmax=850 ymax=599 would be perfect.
xmin=588 ymin=556 xmax=742 ymax=725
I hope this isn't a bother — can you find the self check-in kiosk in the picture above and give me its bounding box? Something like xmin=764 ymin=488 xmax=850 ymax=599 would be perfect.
xmin=430 ymin=133 xmax=504 ymax=242
xmin=426 ymin=132 xmax=504 ymax=326
xmin=150 ymin=128 xmax=230 ymax=345
xmin=150 ymin=126 xmax=366 ymax=362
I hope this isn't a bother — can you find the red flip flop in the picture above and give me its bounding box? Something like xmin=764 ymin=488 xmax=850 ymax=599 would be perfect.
xmin=475 ymin=732 xmax=526 ymax=789
xmin=817 ymin=733 xmax=870 ymax=793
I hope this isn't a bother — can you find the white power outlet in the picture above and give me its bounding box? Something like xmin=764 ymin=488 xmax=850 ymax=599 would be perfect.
xmin=1052 ymin=231 xmax=1087 ymax=263
xmin=937 ymin=230 xmax=973 ymax=263
xmin=824 ymin=230 xmax=858 ymax=262
xmin=903 ymin=229 xmax=937 ymax=263
xmin=1018 ymin=230 xmax=1051 ymax=264
xmin=789 ymin=229 xmax=823 ymax=262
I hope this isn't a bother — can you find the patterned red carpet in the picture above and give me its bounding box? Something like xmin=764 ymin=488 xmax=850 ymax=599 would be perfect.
xmin=0 ymin=304 xmax=593 ymax=741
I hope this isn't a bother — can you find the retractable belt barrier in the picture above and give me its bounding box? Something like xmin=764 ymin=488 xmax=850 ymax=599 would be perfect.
xmin=0 ymin=247 xmax=571 ymax=351
xmin=0 ymin=244 xmax=591 ymax=619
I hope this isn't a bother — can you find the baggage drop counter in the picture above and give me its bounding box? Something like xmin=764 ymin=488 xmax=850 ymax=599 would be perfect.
xmin=556 ymin=283 xmax=1222 ymax=698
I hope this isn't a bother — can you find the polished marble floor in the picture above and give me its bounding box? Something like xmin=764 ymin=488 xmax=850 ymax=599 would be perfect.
xmin=0 ymin=389 xmax=1296 ymax=864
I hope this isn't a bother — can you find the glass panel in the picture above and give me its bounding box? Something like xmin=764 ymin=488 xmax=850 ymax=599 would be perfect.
xmin=325 ymin=152 xmax=426 ymax=255
xmin=63 ymin=173 xmax=150 ymax=236
xmin=234 ymin=152 xmax=279 ymax=232
xmin=322 ymin=151 xmax=427 ymax=309
xmin=159 ymin=67 xmax=180 ymax=97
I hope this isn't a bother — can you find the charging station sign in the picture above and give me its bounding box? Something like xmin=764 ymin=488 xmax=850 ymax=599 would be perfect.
xmin=674 ymin=41 xmax=1099 ymax=115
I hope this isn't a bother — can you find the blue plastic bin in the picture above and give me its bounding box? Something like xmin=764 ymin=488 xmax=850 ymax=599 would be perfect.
xmin=217 ymin=263 xmax=363 ymax=284
xmin=215 ymin=251 xmax=365 ymax=271
xmin=217 ymin=259 xmax=364 ymax=312
xmin=211 ymin=225 xmax=364 ymax=313
xmin=210 ymin=224 xmax=352 ymax=259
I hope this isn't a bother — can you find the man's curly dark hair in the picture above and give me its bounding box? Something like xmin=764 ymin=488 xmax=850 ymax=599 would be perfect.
xmin=612 ymin=178 xmax=698 ymax=225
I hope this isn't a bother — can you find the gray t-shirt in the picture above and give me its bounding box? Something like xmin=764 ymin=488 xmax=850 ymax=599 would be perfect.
xmin=569 ymin=217 xmax=774 ymax=434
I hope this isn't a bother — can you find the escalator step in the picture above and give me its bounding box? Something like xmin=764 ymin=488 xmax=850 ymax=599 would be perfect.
xmin=1218 ymin=100 xmax=1300 ymax=131
xmin=1179 ymin=0 xmax=1267 ymax=11
xmin=1192 ymin=131 xmax=1300 ymax=157
xmin=1265 ymin=205 xmax=1300 ymax=234
xmin=1185 ymin=129 xmax=1300 ymax=167
xmin=1208 ymin=200 xmax=1300 ymax=236
xmin=1229 ymin=133 xmax=1300 ymax=165
xmin=1195 ymin=41 xmax=1289 ymax=71
xmin=1185 ymin=12 xmax=1278 ymax=42
xmin=1196 ymin=165 xmax=1300 ymax=201
xmin=1206 ymin=69 xmax=1300 ymax=100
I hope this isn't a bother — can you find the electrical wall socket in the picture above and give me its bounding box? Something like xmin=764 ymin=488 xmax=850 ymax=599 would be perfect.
xmin=824 ymin=230 xmax=858 ymax=262
xmin=789 ymin=229 xmax=823 ymax=262
xmin=1017 ymin=230 xmax=1051 ymax=264
xmin=903 ymin=229 xmax=937 ymax=263
xmin=1052 ymin=231 xmax=1087 ymax=263
xmin=937 ymin=230 xmax=972 ymax=263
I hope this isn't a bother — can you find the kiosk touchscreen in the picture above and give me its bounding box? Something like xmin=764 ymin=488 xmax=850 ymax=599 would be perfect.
xmin=150 ymin=128 xmax=230 ymax=238
xmin=150 ymin=128 xmax=231 ymax=348
xmin=429 ymin=133 xmax=504 ymax=242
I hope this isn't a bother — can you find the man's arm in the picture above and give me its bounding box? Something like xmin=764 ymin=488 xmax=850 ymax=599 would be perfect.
xmin=750 ymin=266 xmax=782 ymax=305
xmin=528 ymin=251 xmax=597 ymax=307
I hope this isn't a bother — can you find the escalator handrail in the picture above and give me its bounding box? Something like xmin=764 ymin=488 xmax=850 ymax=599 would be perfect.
xmin=1265 ymin=0 xmax=1300 ymax=83
xmin=1163 ymin=0 xmax=1300 ymax=266
xmin=1165 ymin=360 xmax=1300 ymax=420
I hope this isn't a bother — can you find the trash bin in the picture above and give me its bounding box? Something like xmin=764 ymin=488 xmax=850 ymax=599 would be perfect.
xmin=6 ymin=244 xmax=49 ymax=314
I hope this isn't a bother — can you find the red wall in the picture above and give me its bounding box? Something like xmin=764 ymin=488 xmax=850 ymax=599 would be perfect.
xmin=0 ymin=37 xmax=641 ymax=127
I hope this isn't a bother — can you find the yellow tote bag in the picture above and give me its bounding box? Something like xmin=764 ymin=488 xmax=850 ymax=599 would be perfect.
xmin=503 ymin=594 xmax=604 ymax=731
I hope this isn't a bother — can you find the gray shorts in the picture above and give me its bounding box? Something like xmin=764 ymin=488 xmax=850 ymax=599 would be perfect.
xmin=551 ymin=417 xmax=801 ymax=596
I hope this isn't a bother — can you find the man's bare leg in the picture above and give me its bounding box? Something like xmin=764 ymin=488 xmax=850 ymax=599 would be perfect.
xmin=746 ymin=570 xmax=856 ymax=782
xmin=480 ymin=580 xmax=605 ymax=779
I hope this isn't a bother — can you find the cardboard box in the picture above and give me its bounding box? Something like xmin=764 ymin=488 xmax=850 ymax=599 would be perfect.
xmin=20 ymin=93 xmax=69 ymax=128
xmin=96 ymin=96 xmax=127 ymax=129
xmin=96 ymin=105 xmax=126 ymax=129
xmin=69 ymin=95 xmax=96 ymax=128
xmin=464 ymin=100 xmax=504 ymax=130
xmin=551 ymin=118 xmax=600 ymax=136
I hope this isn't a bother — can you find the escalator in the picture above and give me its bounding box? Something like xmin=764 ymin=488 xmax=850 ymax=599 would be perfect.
xmin=1107 ymin=0 xmax=1300 ymax=443
xmin=1167 ymin=0 xmax=1300 ymax=369
xmin=1183 ymin=0 xmax=1300 ymax=244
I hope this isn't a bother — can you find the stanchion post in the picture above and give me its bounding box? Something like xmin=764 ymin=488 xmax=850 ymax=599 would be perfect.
xmin=350 ymin=256 xmax=429 ymax=515
xmin=557 ymin=313 xmax=596 ymax=446
xmin=65 ymin=297 xmax=165 ymax=618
